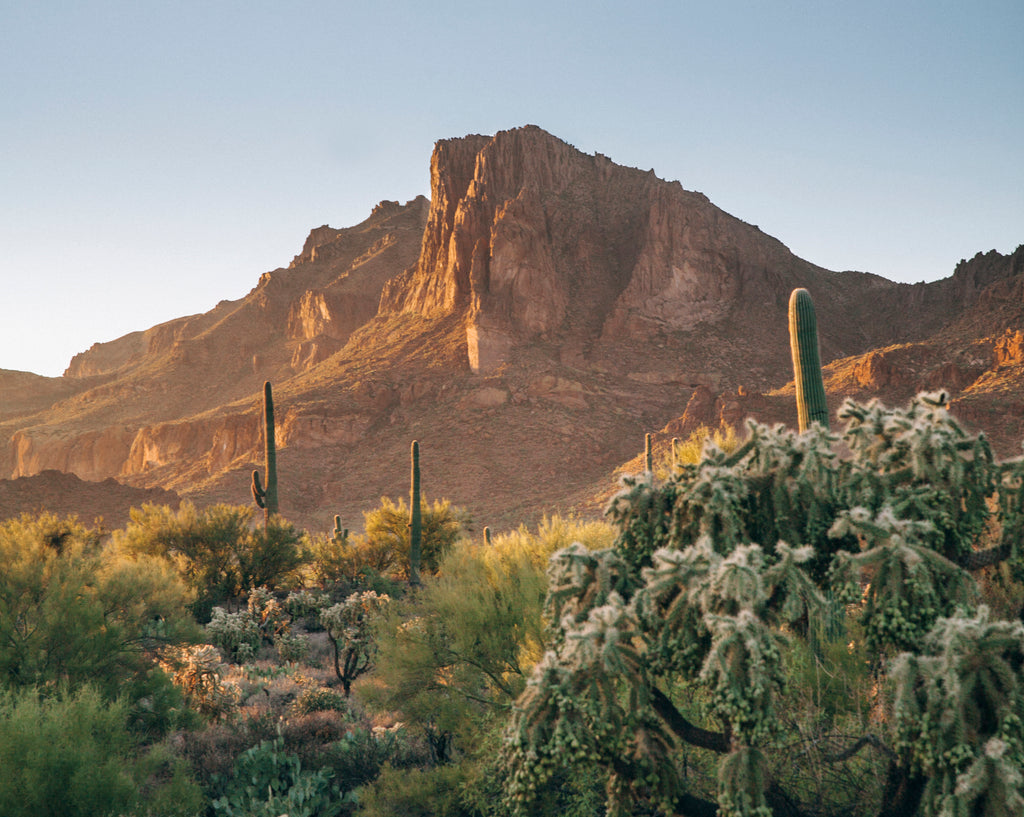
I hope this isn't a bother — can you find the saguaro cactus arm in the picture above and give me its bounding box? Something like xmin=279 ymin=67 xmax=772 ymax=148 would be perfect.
xmin=788 ymin=288 xmax=829 ymax=432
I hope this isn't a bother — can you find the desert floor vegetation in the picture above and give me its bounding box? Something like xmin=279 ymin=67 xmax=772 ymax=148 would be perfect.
xmin=0 ymin=394 xmax=1022 ymax=816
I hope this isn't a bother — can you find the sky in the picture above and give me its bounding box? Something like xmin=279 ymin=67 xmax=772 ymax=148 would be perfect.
xmin=2 ymin=1 xmax=1022 ymax=377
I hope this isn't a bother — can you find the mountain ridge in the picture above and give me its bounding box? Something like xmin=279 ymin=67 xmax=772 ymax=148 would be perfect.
xmin=3 ymin=126 xmax=1021 ymax=531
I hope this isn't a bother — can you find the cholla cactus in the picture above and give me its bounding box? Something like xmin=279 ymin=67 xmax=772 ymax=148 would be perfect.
xmin=503 ymin=393 xmax=1023 ymax=817
xmin=320 ymin=590 xmax=391 ymax=696
xmin=205 ymin=607 xmax=260 ymax=663
xmin=158 ymin=644 xmax=239 ymax=720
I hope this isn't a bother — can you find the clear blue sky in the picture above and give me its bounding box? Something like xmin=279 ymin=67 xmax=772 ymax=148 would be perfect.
xmin=3 ymin=1 xmax=1022 ymax=377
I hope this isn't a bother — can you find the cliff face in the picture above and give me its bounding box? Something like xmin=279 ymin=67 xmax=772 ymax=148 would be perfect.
xmin=2 ymin=126 xmax=1021 ymax=532
xmin=380 ymin=126 xmax=963 ymax=378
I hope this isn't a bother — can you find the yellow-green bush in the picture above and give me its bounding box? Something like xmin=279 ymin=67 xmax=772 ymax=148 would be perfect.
xmin=115 ymin=502 xmax=302 ymax=615
xmin=0 ymin=512 xmax=195 ymax=698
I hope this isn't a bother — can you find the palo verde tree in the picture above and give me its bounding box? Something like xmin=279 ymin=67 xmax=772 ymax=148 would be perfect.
xmin=503 ymin=392 xmax=1024 ymax=817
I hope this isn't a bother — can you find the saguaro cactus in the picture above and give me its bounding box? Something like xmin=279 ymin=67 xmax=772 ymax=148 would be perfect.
xmin=409 ymin=440 xmax=422 ymax=586
xmin=644 ymin=433 xmax=654 ymax=473
xmin=331 ymin=515 xmax=349 ymax=546
xmin=788 ymin=288 xmax=829 ymax=432
xmin=251 ymin=380 xmax=279 ymax=525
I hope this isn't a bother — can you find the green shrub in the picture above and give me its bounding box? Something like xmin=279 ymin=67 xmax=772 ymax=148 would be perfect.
xmin=310 ymin=496 xmax=465 ymax=585
xmin=0 ymin=512 xmax=195 ymax=698
xmin=319 ymin=726 xmax=422 ymax=796
xmin=0 ymin=685 xmax=204 ymax=817
xmin=276 ymin=630 xmax=309 ymax=663
xmin=357 ymin=763 xmax=475 ymax=817
xmin=116 ymin=502 xmax=303 ymax=615
xmin=363 ymin=515 xmax=615 ymax=769
xmin=288 ymin=686 xmax=347 ymax=717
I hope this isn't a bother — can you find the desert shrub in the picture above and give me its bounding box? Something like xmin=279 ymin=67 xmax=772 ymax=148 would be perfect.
xmin=668 ymin=422 xmax=742 ymax=469
xmin=205 ymin=608 xmax=261 ymax=663
xmin=116 ymin=502 xmax=303 ymax=615
xmin=289 ymin=686 xmax=347 ymax=716
xmin=178 ymin=713 xmax=280 ymax=794
xmin=280 ymin=710 xmax=352 ymax=770
xmin=504 ymin=393 xmax=1024 ymax=817
xmin=365 ymin=514 xmax=616 ymax=744
xmin=361 ymin=515 xmax=616 ymax=810
xmin=356 ymin=763 xmax=476 ymax=817
xmin=0 ymin=512 xmax=195 ymax=698
xmin=363 ymin=496 xmax=465 ymax=577
xmin=210 ymin=735 xmax=344 ymax=817
xmin=308 ymin=497 xmax=466 ymax=587
xmin=0 ymin=684 xmax=204 ymax=817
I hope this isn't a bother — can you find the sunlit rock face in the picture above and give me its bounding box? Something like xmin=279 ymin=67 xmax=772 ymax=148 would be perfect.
xmin=380 ymin=125 xmax=916 ymax=374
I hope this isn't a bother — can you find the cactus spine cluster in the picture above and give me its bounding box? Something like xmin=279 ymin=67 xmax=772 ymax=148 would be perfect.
xmin=251 ymin=380 xmax=279 ymax=525
xmin=788 ymin=288 xmax=829 ymax=432
xmin=409 ymin=439 xmax=422 ymax=586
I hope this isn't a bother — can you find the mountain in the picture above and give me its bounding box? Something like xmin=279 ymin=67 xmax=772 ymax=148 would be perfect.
xmin=2 ymin=126 xmax=1021 ymax=532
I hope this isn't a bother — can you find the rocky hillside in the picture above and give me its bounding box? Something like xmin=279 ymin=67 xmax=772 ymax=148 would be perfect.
xmin=2 ymin=126 xmax=1021 ymax=532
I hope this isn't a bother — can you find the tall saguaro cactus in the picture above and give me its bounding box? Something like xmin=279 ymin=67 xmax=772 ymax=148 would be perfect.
xmin=644 ymin=433 xmax=654 ymax=473
xmin=409 ymin=439 xmax=422 ymax=587
xmin=788 ymin=288 xmax=829 ymax=432
xmin=251 ymin=380 xmax=279 ymax=526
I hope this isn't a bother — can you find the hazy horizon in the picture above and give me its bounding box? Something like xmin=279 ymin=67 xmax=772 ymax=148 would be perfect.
xmin=3 ymin=2 xmax=1022 ymax=377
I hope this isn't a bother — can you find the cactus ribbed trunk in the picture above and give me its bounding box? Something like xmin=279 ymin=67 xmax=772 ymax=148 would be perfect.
xmin=644 ymin=432 xmax=654 ymax=473
xmin=251 ymin=380 xmax=279 ymax=527
xmin=409 ymin=440 xmax=422 ymax=586
xmin=788 ymin=288 xmax=829 ymax=432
